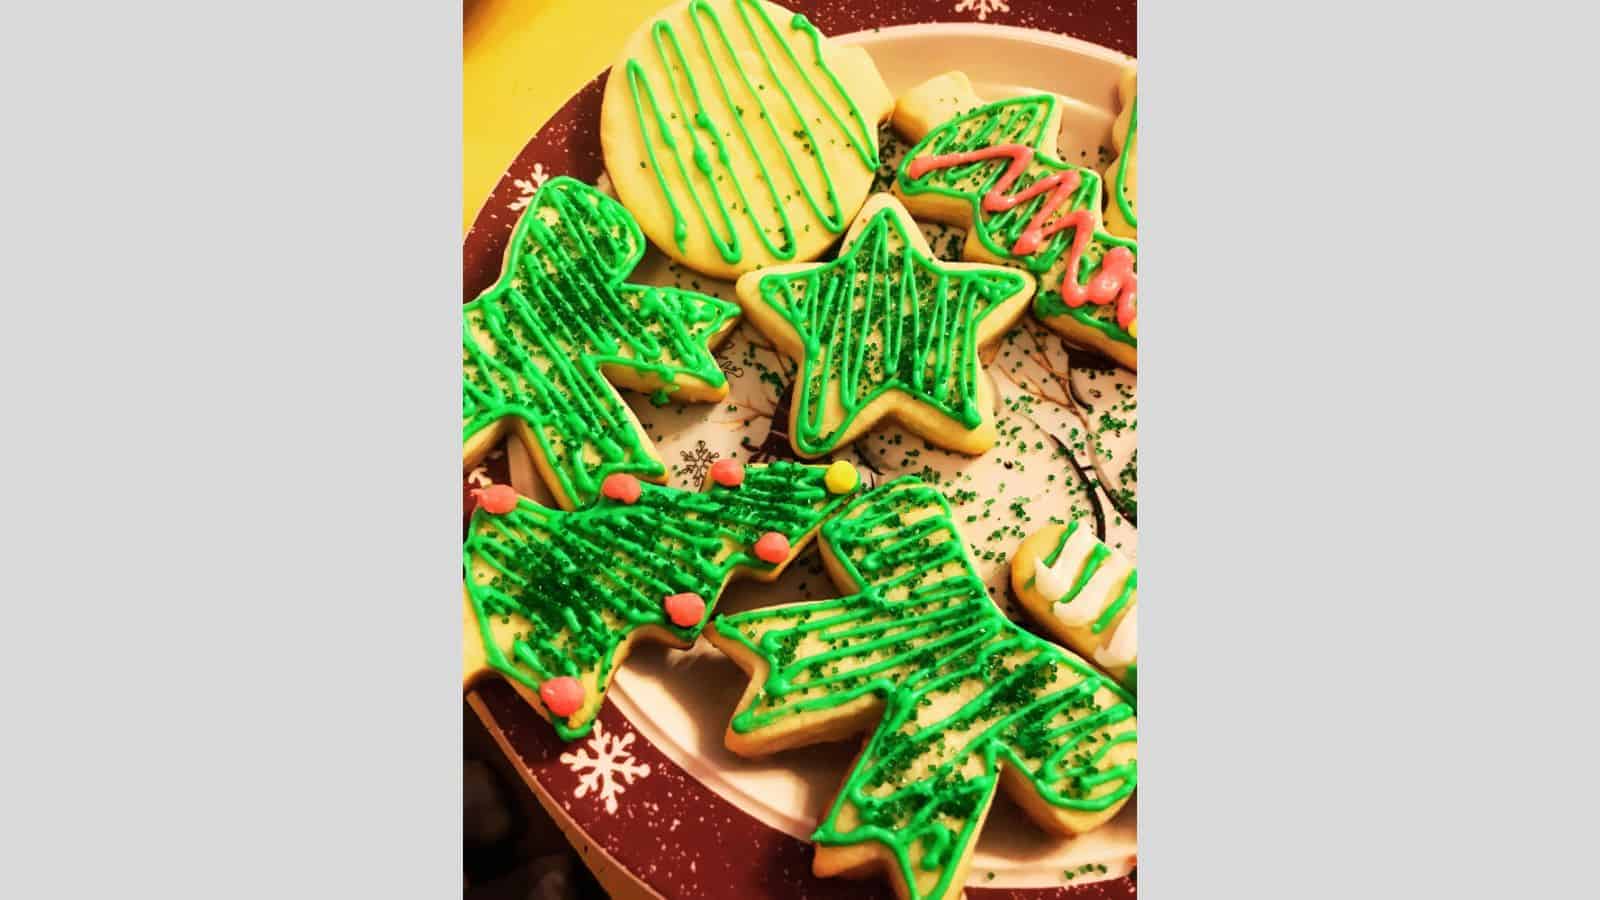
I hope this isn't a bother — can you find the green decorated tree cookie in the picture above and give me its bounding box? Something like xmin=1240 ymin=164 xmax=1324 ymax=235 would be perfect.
xmin=711 ymin=478 xmax=1137 ymax=900
xmin=463 ymin=176 xmax=742 ymax=510
xmin=892 ymin=73 xmax=1138 ymax=371
xmin=463 ymin=459 xmax=861 ymax=741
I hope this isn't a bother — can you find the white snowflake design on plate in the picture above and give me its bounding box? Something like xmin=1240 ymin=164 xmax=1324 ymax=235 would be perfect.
xmin=507 ymin=163 xmax=551 ymax=211
xmin=559 ymin=721 xmax=651 ymax=815
xmin=954 ymin=0 xmax=1010 ymax=21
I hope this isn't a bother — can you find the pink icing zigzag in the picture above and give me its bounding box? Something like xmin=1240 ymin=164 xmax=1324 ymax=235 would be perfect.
xmin=907 ymin=143 xmax=1136 ymax=329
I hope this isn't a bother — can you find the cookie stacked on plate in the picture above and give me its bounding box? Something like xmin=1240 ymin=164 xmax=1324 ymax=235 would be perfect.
xmin=461 ymin=4 xmax=1140 ymax=900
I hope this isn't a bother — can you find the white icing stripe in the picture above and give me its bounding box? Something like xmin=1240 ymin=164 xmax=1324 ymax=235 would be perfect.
xmin=1094 ymin=606 xmax=1137 ymax=669
xmin=1052 ymin=558 xmax=1130 ymax=627
xmin=1032 ymin=527 xmax=1098 ymax=602
xmin=1033 ymin=553 xmax=1074 ymax=602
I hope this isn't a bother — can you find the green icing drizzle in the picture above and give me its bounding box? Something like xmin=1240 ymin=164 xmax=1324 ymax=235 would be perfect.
xmin=896 ymin=95 xmax=1137 ymax=348
xmin=714 ymin=479 xmax=1137 ymax=900
xmin=464 ymin=460 xmax=855 ymax=741
xmin=747 ymin=201 xmax=1030 ymax=455
xmin=1112 ymin=96 xmax=1137 ymax=230
xmin=1022 ymin=517 xmax=1081 ymax=590
xmin=623 ymin=0 xmax=880 ymax=264
xmin=1093 ymin=569 xmax=1136 ymax=635
xmin=461 ymin=176 xmax=739 ymax=508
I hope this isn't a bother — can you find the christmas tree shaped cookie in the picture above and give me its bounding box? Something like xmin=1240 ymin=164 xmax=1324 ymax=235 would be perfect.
xmin=734 ymin=193 xmax=1035 ymax=458
xmin=463 ymin=459 xmax=863 ymax=741
xmin=892 ymin=72 xmax=1138 ymax=371
xmin=709 ymin=478 xmax=1137 ymax=900
xmin=463 ymin=176 xmax=741 ymax=510
xmin=1102 ymin=65 xmax=1138 ymax=240
xmin=1010 ymin=521 xmax=1138 ymax=692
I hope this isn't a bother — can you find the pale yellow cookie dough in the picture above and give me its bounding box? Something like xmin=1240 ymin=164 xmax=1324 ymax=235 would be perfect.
xmin=733 ymin=193 xmax=1035 ymax=458
xmin=600 ymin=0 xmax=895 ymax=281
xmin=1010 ymin=523 xmax=1138 ymax=688
xmin=1102 ymin=65 xmax=1138 ymax=239
xmin=708 ymin=481 xmax=1136 ymax=900
xmin=891 ymin=70 xmax=1139 ymax=372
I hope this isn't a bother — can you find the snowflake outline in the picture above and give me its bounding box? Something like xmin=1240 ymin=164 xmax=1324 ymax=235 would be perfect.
xmin=507 ymin=163 xmax=552 ymax=211
xmin=674 ymin=440 xmax=719 ymax=484
xmin=558 ymin=721 xmax=651 ymax=814
xmin=954 ymin=0 xmax=1010 ymax=21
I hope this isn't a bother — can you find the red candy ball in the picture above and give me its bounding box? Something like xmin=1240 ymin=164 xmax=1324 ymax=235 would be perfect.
xmin=601 ymin=473 xmax=642 ymax=504
xmin=663 ymin=592 xmax=706 ymax=628
xmin=709 ymin=457 xmax=745 ymax=488
xmin=539 ymin=676 xmax=584 ymax=718
xmin=474 ymin=484 xmax=519 ymax=515
xmin=754 ymin=531 xmax=790 ymax=564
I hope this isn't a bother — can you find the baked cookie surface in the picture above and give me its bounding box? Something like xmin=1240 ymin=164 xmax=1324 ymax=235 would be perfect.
xmin=734 ymin=192 xmax=1035 ymax=458
xmin=710 ymin=478 xmax=1137 ymax=900
xmin=462 ymin=176 xmax=741 ymax=510
xmin=892 ymin=72 xmax=1138 ymax=370
xmin=463 ymin=460 xmax=860 ymax=741
xmin=1010 ymin=521 xmax=1138 ymax=691
xmin=600 ymin=0 xmax=895 ymax=281
xmin=1102 ymin=66 xmax=1138 ymax=240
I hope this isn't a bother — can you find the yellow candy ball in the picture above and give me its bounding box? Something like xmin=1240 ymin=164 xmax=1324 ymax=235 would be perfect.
xmin=824 ymin=460 xmax=859 ymax=494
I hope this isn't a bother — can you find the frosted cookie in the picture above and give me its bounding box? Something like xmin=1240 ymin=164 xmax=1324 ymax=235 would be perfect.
xmin=600 ymin=0 xmax=895 ymax=281
xmin=710 ymin=478 xmax=1137 ymax=900
xmin=462 ymin=459 xmax=862 ymax=741
xmin=733 ymin=193 xmax=1035 ymax=458
xmin=462 ymin=176 xmax=741 ymax=510
xmin=892 ymin=71 xmax=1138 ymax=371
xmin=1102 ymin=66 xmax=1137 ymax=239
xmin=1010 ymin=521 xmax=1138 ymax=691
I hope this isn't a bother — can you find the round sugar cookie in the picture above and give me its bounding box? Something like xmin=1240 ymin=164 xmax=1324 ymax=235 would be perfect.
xmin=600 ymin=0 xmax=895 ymax=281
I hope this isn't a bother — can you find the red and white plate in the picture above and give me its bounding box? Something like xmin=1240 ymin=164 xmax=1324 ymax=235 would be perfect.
xmin=465 ymin=3 xmax=1139 ymax=897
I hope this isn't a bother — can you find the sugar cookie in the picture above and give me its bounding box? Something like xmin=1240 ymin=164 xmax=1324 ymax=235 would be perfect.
xmin=1010 ymin=520 xmax=1138 ymax=691
xmin=710 ymin=478 xmax=1137 ymax=900
xmin=462 ymin=176 xmax=741 ymax=510
xmin=463 ymin=460 xmax=861 ymax=741
xmin=892 ymin=71 xmax=1139 ymax=370
xmin=600 ymin=0 xmax=895 ymax=281
xmin=733 ymin=193 xmax=1035 ymax=458
xmin=1102 ymin=66 xmax=1138 ymax=240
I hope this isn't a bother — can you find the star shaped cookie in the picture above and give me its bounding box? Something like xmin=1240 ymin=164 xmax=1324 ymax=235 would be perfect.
xmin=733 ymin=193 xmax=1035 ymax=458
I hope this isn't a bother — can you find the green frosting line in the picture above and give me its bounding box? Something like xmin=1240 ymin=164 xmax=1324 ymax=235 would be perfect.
xmin=1021 ymin=517 xmax=1079 ymax=590
xmin=623 ymin=0 xmax=880 ymax=264
xmin=461 ymin=176 xmax=739 ymax=509
xmin=464 ymin=460 xmax=856 ymax=741
xmin=1061 ymin=544 xmax=1111 ymax=605
xmin=897 ymin=94 xmax=1137 ymax=348
xmin=748 ymin=202 xmax=1029 ymax=455
xmin=1093 ymin=569 xmax=1137 ymax=635
xmin=714 ymin=479 xmax=1137 ymax=900
xmin=1112 ymin=96 xmax=1137 ymax=229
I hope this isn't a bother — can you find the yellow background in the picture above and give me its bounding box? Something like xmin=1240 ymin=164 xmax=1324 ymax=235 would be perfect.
xmin=464 ymin=0 xmax=674 ymax=234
